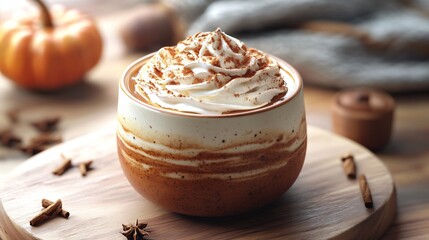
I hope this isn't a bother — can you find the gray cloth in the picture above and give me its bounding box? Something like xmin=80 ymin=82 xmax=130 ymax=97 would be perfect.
xmin=163 ymin=0 xmax=429 ymax=92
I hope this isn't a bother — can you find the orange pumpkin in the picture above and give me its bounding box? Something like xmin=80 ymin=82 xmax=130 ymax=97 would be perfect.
xmin=0 ymin=0 xmax=102 ymax=90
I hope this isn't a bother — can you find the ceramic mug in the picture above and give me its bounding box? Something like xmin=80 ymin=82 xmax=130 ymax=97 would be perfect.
xmin=117 ymin=53 xmax=307 ymax=216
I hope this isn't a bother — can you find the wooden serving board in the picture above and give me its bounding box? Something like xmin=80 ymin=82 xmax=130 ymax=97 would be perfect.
xmin=0 ymin=126 xmax=396 ymax=240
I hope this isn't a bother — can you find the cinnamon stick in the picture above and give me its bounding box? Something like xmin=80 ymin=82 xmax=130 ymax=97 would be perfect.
xmin=42 ymin=199 xmax=70 ymax=218
xmin=30 ymin=199 xmax=62 ymax=226
xmin=31 ymin=133 xmax=62 ymax=146
xmin=20 ymin=143 xmax=48 ymax=156
xmin=359 ymin=175 xmax=374 ymax=208
xmin=52 ymin=154 xmax=72 ymax=176
xmin=341 ymin=153 xmax=356 ymax=179
xmin=79 ymin=160 xmax=93 ymax=177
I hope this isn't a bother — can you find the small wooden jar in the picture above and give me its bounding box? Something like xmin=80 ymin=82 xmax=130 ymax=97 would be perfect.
xmin=331 ymin=88 xmax=395 ymax=150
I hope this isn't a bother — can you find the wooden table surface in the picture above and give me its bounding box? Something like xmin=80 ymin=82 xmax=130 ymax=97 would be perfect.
xmin=1 ymin=5 xmax=429 ymax=239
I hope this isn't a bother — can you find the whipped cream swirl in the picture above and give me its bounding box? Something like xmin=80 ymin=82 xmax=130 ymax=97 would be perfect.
xmin=134 ymin=28 xmax=287 ymax=115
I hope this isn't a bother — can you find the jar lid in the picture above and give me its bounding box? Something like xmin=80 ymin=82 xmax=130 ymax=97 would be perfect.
xmin=336 ymin=88 xmax=395 ymax=114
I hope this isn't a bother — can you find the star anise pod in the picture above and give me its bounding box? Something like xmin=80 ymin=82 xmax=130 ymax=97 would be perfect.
xmin=0 ymin=130 xmax=22 ymax=148
xmin=31 ymin=117 xmax=61 ymax=132
xmin=20 ymin=134 xmax=62 ymax=156
xmin=121 ymin=219 xmax=150 ymax=240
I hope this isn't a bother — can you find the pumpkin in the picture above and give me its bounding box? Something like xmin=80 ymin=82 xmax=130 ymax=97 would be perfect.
xmin=0 ymin=0 xmax=102 ymax=90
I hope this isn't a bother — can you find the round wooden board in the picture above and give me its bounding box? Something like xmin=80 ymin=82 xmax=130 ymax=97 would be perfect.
xmin=0 ymin=126 xmax=396 ymax=240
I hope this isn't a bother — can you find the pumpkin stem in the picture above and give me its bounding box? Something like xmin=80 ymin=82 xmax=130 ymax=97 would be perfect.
xmin=32 ymin=0 xmax=54 ymax=28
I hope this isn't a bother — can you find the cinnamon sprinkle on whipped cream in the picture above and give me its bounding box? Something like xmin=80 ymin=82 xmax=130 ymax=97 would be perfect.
xmin=133 ymin=28 xmax=287 ymax=115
